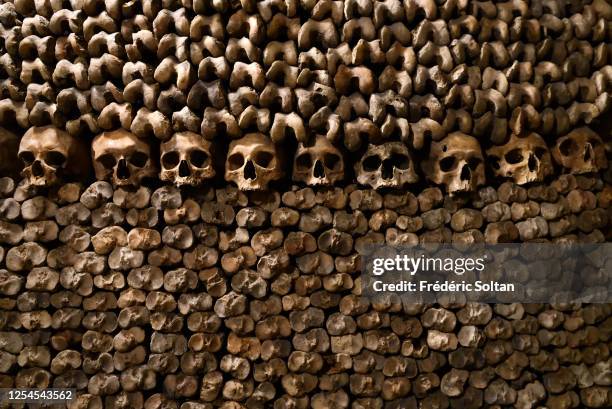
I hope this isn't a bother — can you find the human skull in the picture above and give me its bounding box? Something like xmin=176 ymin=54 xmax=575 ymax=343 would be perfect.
xmin=160 ymin=132 xmax=215 ymax=187
xmin=18 ymin=126 xmax=90 ymax=187
xmin=0 ymin=127 xmax=21 ymax=179
xmin=293 ymin=135 xmax=344 ymax=186
xmin=487 ymin=133 xmax=553 ymax=185
xmin=225 ymin=133 xmax=283 ymax=191
xmin=552 ymin=127 xmax=608 ymax=174
xmin=423 ymin=132 xmax=485 ymax=194
xmin=92 ymin=129 xmax=157 ymax=188
xmin=355 ymin=142 xmax=418 ymax=189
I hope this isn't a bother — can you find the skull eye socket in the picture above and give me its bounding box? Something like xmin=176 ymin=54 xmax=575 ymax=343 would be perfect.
xmin=130 ymin=151 xmax=149 ymax=168
xmin=295 ymin=153 xmax=312 ymax=170
xmin=228 ymin=153 xmax=245 ymax=170
xmin=18 ymin=151 xmax=35 ymax=165
xmin=559 ymin=138 xmax=577 ymax=156
xmin=98 ymin=154 xmax=116 ymax=169
xmin=467 ymin=157 xmax=482 ymax=169
xmin=362 ymin=155 xmax=381 ymax=171
xmin=44 ymin=151 xmax=67 ymax=168
xmin=487 ymin=155 xmax=500 ymax=170
xmin=254 ymin=151 xmax=274 ymax=168
xmin=162 ymin=151 xmax=180 ymax=169
xmin=439 ymin=156 xmax=456 ymax=172
xmin=504 ymin=149 xmax=523 ymax=164
xmin=534 ymin=147 xmax=547 ymax=159
xmin=324 ymin=153 xmax=341 ymax=170
xmin=190 ymin=149 xmax=210 ymax=168
xmin=588 ymin=138 xmax=601 ymax=146
xmin=389 ymin=153 xmax=410 ymax=170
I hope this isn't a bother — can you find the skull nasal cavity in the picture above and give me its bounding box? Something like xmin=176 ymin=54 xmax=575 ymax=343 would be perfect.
xmin=179 ymin=160 xmax=190 ymax=177
xmin=117 ymin=159 xmax=130 ymax=179
xmin=382 ymin=160 xmax=394 ymax=179
xmin=314 ymin=160 xmax=325 ymax=178
xmin=460 ymin=164 xmax=471 ymax=181
xmin=32 ymin=160 xmax=44 ymax=177
xmin=244 ymin=160 xmax=256 ymax=180
xmin=528 ymin=153 xmax=537 ymax=171
xmin=584 ymin=144 xmax=593 ymax=161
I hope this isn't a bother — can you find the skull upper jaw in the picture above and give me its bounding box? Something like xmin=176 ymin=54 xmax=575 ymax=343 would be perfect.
xmin=227 ymin=169 xmax=271 ymax=191
xmin=515 ymin=167 xmax=542 ymax=185
xmin=22 ymin=159 xmax=58 ymax=187
xmin=451 ymin=178 xmax=486 ymax=194
xmin=230 ymin=179 xmax=265 ymax=191
xmin=439 ymin=167 xmax=485 ymax=195
xmin=293 ymin=169 xmax=342 ymax=186
xmin=370 ymin=180 xmax=404 ymax=189
xmin=160 ymin=163 xmax=215 ymax=187
xmin=113 ymin=176 xmax=136 ymax=187
xmin=116 ymin=170 xmax=157 ymax=188
xmin=160 ymin=173 xmax=214 ymax=187
xmin=521 ymin=153 xmax=542 ymax=184
xmin=304 ymin=176 xmax=333 ymax=186
xmin=23 ymin=170 xmax=59 ymax=187
xmin=356 ymin=171 xmax=417 ymax=190
xmin=172 ymin=177 xmax=197 ymax=187
xmin=99 ymin=157 xmax=157 ymax=189
xmin=448 ymin=180 xmax=476 ymax=195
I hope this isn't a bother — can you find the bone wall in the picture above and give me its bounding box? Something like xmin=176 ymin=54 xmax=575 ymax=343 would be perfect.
xmin=0 ymin=0 xmax=612 ymax=408
xmin=0 ymin=176 xmax=611 ymax=409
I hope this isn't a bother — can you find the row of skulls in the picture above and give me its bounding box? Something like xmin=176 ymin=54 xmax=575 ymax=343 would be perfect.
xmin=8 ymin=125 xmax=609 ymax=193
